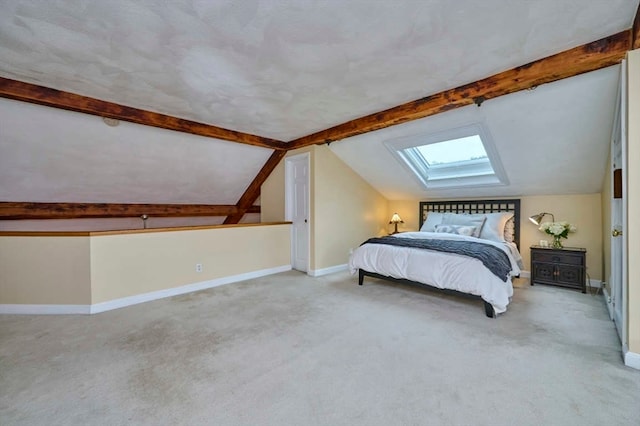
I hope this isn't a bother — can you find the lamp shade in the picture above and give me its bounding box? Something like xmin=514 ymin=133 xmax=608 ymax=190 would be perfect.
xmin=389 ymin=213 xmax=403 ymax=224
xmin=529 ymin=212 xmax=555 ymax=226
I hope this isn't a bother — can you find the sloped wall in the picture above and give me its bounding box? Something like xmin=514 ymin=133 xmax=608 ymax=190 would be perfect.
xmin=313 ymin=145 xmax=388 ymax=270
xmin=262 ymin=145 xmax=388 ymax=272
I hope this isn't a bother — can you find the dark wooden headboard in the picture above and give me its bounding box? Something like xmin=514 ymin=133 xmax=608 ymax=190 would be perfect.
xmin=419 ymin=199 xmax=521 ymax=248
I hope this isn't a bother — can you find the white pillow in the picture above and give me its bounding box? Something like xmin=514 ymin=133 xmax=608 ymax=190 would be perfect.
xmin=420 ymin=212 xmax=445 ymax=232
xmin=434 ymin=224 xmax=479 ymax=237
xmin=441 ymin=213 xmax=486 ymax=238
xmin=480 ymin=212 xmax=515 ymax=242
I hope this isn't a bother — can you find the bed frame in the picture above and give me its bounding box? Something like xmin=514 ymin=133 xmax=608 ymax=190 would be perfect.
xmin=358 ymin=199 xmax=521 ymax=318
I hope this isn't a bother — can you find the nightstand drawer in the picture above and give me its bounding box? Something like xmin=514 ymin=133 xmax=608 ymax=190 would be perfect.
xmin=531 ymin=251 xmax=584 ymax=266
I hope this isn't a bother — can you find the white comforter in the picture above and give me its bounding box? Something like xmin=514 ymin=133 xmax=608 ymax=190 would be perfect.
xmin=348 ymin=232 xmax=523 ymax=314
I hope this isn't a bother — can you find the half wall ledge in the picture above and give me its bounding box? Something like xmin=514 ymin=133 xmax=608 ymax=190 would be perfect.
xmin=0 ymin=221 xmax=292 ymax=237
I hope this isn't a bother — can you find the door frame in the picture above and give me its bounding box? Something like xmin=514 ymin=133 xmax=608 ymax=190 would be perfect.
xmin=606 ymin=69 xmax=621 ymax=321
xmin=285 ymin=152 xmax=311 ymax=273
xmin=619 ymin=58 xmax=628 ymax=351
xmin=607 ymin=60 xmax=628 ymax=348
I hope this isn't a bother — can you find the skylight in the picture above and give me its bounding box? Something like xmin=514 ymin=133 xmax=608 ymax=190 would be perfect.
xmin=416 ymin=135 xmax=487 ymax=167
xmin=384 ymin=124 xmax=507 ymax=190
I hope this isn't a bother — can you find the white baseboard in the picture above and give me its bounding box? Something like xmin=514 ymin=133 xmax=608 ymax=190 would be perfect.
xmin=0 ymin=304 xmax=91 ymax=315
xmin=623 ymin=344 xmax=640 ymax=370
xmin=0 ymin=264 xmax=292 ymax=315
xmin=603 ymin=287 xmax=614 ymax=320
xmin=308 ymin=263 xmax=348 ymax=277
xmin=91 ymin=264 xmax=292 ymax=313
xmin=586 ymin=279 xmax=603 ymax=289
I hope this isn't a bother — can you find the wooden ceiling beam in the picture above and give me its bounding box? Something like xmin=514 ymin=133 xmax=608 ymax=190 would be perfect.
xmin=2 ymin=28 xmax=635 ymax=226
xmin=224 ymin=150 xmax=287 ymax=224
xmin=0 ymin=77 xmax=288 ymax=151
xmin=287 ymin=30 xmax=631 ymax=149
xmin=0 ymin=202 xmax=257 ymax=220
xmin=633 ymin=2 xmax=640 ymax=50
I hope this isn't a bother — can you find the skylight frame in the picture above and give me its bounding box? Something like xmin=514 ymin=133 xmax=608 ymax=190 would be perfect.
xmin=384 ymin=123 xmax=508 ymax=190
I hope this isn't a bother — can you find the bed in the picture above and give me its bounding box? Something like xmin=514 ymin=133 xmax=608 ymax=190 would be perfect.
xmin=349 ymin=199 xmax=523 ymax=318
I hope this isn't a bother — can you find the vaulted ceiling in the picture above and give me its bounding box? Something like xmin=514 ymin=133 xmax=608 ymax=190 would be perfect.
xmin=0 ymin=0 xmax=639 ymax=226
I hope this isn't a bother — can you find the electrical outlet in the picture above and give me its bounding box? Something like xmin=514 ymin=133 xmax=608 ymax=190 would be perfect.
xmin=195 ymin=263 xmax=203 ymax=273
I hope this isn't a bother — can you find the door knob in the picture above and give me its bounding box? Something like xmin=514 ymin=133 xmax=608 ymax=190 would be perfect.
xmin=612 ymin=229 xmax=622 ymax=237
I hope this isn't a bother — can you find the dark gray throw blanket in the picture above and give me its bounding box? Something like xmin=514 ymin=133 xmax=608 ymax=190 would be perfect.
xmin=361 ymin=236 xmax=512 ymax=282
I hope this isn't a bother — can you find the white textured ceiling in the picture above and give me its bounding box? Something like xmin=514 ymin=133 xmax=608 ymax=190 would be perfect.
xmin=0 ymin=0 xmax=637 ymax=210
xmin=0 ymin=0 xmax=635 ymax=141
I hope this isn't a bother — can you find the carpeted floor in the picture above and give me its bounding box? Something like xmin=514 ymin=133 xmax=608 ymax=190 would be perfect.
xmin=1 ymin=270 xmax=639 ymax=426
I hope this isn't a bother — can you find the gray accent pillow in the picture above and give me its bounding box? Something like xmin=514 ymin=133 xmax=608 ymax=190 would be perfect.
xmin=434 ymin=224 xmax=479 ymax=237
xmin=441 ymin=213 xmax=486 ymax=238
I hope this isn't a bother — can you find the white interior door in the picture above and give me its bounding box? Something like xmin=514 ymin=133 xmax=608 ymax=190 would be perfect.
xmin=609 ymin=60 xmax=627 ymax=344
xmin=285 ymin=154 xmax=310 ymax=272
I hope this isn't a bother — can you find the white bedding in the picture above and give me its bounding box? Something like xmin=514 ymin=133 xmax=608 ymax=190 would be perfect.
xmin=348 ymin=232 xmax=523 ymax=314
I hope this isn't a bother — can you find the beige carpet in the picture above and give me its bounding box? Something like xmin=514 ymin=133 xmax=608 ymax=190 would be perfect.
xmin=1 ymin=271 xmax=638 ymax=426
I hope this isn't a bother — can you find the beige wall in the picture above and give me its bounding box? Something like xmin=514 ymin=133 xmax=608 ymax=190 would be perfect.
xmin=0 ymin=236 xmax=91 ymax=304
xmin=521 ymin=194 xmax=602 ymax=280
xmin=0 ymin=224 xmax=291 ymax=306
xmin=626 ymin=49 xmax=640 ymax=353
xmin=262 ymin=145 xmax=388 ymax=271
xmin=386 ymin=200 xmax=421 ymax=233
xmin=90 ymin=224 xmax=291 ymax=303
xmin=313 ymin=145 xmax=388 ymax=270
xmin=389 ymin=194 xmax=603 ymax=280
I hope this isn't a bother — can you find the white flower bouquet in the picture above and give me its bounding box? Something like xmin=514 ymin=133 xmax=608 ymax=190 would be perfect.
xmin=539 ymin=221 xmax=576 ymax=248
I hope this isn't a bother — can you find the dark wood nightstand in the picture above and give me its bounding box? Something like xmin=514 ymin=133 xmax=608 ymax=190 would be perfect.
xmin=530 ymin=246 xmax=586 ymax=293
